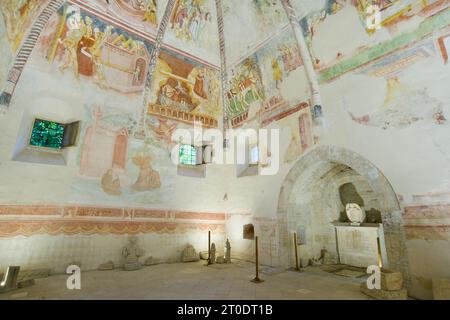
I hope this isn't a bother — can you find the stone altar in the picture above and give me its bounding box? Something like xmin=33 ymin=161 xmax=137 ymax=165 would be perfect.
xmin=333 ymin=222 xmax=387 ymax=268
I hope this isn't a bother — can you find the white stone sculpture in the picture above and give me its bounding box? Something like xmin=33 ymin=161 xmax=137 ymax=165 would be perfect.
xmin=346 ymin=203 xmax=366 ymax=225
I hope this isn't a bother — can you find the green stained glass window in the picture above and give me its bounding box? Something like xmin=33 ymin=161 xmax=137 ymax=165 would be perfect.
xmin=179 ymin=144 xmax=197 ymax=166
xmin=30 ymin=119 xmax=65 ymax=149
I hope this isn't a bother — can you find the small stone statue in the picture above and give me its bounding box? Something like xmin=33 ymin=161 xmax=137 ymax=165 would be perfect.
xmin=182 ymin=244 xmax=200 ymax=262
xmin=216 ymin=256 xmax=225 ymax=264
xmin=225 ymin=239 xmax=231 ymax=263
xmin=122 ymin=236 xmax=145 ymax=271
xmin=210 ymin=243 xmax=216 ymax=265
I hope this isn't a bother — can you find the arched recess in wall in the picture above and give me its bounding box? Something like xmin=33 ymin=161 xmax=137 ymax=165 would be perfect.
xmin=276 ymin=145 xmax=411 ymax=285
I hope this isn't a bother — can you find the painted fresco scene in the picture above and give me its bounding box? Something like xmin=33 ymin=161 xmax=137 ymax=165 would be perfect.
xmin=0 ymin=0 xmax=450 ymax=302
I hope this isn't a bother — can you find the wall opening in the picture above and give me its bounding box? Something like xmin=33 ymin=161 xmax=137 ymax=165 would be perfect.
xmin=276 ymin=146 xmax=410 ymax=285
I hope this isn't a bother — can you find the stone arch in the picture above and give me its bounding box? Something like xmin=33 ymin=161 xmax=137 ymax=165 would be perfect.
xmin=276 ymin=145 xmax=410 ymax=284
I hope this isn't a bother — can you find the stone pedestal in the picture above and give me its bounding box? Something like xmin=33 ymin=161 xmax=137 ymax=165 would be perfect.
xmin=433 ymin=278 xmax=450 ymax=300
xmin=360 ymin=282 xmax=408 ymax=300
xmin=381 ymin=269 xmax=403 ymax=291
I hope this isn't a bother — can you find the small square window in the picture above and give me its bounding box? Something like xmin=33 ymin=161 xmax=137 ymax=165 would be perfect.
xmin=250 ymin=145 xmax=259 ymax=165
xmin=30 ymin=119 xmax=65 ymax=149
xmin=179 ymin=144 xmax=197 ymax=166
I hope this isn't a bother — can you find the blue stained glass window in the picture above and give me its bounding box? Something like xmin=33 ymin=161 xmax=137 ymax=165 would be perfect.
xmin=30 ymin=119 xmax=65 ymax=149
xmin=179 ymin=144 xmax=197 ymax=166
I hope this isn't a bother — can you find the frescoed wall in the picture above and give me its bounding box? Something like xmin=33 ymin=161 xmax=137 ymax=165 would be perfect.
xmin=222 ymin=0 xmax=289 ymax=64
xmin=163 ymin=0 xmax=220 ymax=65
xmin=0 ymin=0 xmax=449 ymax=299
xmin=0 ymin=0 xmax=49 ymax=53
xmin=299 ymin=0 xmax=450 ymax=299
xmin=0 ymin=8 xmax=11 ymax=90
xmin=38 ymin=5 xmax=153 ymax=95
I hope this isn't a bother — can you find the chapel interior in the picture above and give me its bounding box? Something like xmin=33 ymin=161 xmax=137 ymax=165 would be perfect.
xmin=0 ymin=0 xmax=449 ymax=301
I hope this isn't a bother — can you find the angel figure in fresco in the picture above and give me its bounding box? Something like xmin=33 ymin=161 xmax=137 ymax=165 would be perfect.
xmin=193 ymin=68 xmax=208 ymax=99
xmin=143 ymin=0 xmax=158 ymax=26
xmin=91 ymin=26 xmax=112 ymax=82
xmin=170 ymin=0 xmax=208 ymax=42
xmin=76 ymin=16 xmax=96 ymax=77
xmin=58 ymin=10 xmax=84 ymax=78
xmin=272 ymin=58 xmax=283 ymax=89
xmin=132 ymin=150 xmax=161 ymax=191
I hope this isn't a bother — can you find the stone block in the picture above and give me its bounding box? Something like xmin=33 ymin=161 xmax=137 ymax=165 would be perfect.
xmin=199 ymin=251 xmax=209 ymax=260
xmin=18 ymin=268 xmax=51 ymax=281
xmin=98 ymin=261 xmax=114 ymax=271
xmin=360 ymin=283 xmax=407 ymax=300
xmin=216 ymin=256 xmax=225 ymax=264
xmin=381 ymin=269 xmax=403 ymax=291
xmin=432 ymin=278 xmax=450 ymax=300
xmin=145 ymin=257 xmax=160 ymax=266
xmin=18 ymin=278 xmax=35 ymax=288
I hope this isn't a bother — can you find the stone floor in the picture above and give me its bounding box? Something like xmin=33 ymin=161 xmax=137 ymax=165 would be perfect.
xmin=0 ymin=261 xmax=372 ymax=300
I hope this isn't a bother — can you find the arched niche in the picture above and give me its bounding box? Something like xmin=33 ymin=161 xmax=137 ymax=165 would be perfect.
xmin=276 ymin=145 xmax=410 ymax=285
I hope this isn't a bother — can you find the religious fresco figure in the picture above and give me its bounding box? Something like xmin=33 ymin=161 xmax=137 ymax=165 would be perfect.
xmin=132 ymin=150 xmax=161 ymax=191
xmin=101 ymin=168 xmax=122 ymax=195
xmin=76 ymin=16 xmax=96 ymax=76
xmin=170 ymin=0 xmax=209 ymax=42
xmin=49 ymin=8 xmax=151 ymax=93
xmin=143 ymin=0 xmax=158 ymax=25
xmin=272 ymin=58 xmax=283 ymax=89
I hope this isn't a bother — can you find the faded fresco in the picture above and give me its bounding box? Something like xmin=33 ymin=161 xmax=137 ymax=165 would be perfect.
xmin=296 ymin=0 xmax=449 ymax=130
xmin=345 ymin=38 xmax=447 ymax=129
xmin=299 ymin=0 xmax=449 ymax=73
xmin=0 ymin=9 xmax=11 ymax=89
xmin=0 ymin=0 xmax=49 ymax=53
xmin=78 ymin=0 xmax=168 ymax=32
xmin=227 ymin=31 xmax=306 ymax=121
xmin=37 ymin=5 xmax=153 ymax=94
xmin=222 ymin=0 xmax=288 ymax=64
xmin=72 ymin=102 xmax=175 ymax=205
xmin=163 ymin=0 xmax=220 ymax=65
xmin=17 ymin=2 xmax=222 ymax=203
xmin=226 ymin=29 xmax=313 ymax=162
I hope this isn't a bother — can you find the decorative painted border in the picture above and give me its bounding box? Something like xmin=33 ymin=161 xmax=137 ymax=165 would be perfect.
xmin=403 ymin=204 xmax=450 ymax=220
xmin=0 ymin=220 xmax=225 ymax=238
xmin=404 ymin=225 xmax=450 ymax=241
xmin=215 ymin=0 xmax=230 ymax=130
xmin=0 ymin=204 xmax=227 ymax=237
xmin=403 ymin=204 xmax=450 ymax=240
